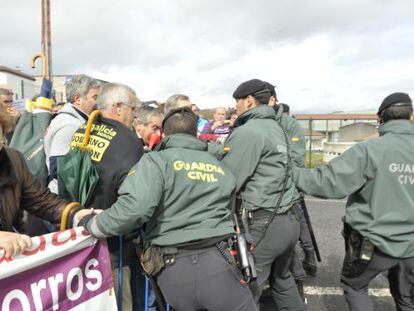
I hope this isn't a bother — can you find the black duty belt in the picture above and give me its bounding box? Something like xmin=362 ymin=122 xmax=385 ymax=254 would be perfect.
xmin=251 ymin=202 xmax=301 ymax=219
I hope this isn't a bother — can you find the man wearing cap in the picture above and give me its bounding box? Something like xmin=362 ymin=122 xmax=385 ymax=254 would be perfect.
xmin=221 ymin=79 xmax=305 ymax=309
xmin=76 ymin=107 xmax=257 ymax=311
xmin=293 ymin=92 xmax=414 ymax=310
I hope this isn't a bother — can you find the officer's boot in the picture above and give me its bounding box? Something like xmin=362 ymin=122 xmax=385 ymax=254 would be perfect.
xmin=302 ymin=249 xmax=317 ymax=277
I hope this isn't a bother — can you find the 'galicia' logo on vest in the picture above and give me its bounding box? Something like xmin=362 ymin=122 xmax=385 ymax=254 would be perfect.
xmin=388 ymin=163 xmax=414 ymax=185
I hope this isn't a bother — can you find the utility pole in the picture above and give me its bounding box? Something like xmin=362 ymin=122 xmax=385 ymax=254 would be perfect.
xmin=308 ymin=119 xmax=313 ymax=167
xmin=41 ymin=0 xmax=52 ymax=79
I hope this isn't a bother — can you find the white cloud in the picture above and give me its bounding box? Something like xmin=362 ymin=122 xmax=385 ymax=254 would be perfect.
xmin=1 ymin=0 xmax=413 ymax=112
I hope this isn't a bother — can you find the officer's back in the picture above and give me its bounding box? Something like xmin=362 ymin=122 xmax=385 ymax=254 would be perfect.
xmin=293 ymin=92 xmax=414 ymax=311
xmin=142 ymin=132 xmax=237 ymax=246
xmin=82 ymin=107 xmax=257 ymax=311
xmin=221 ymin=79 xmax=304 ymax=310
xmin=224 ymin=104 xmax=300 ymax=213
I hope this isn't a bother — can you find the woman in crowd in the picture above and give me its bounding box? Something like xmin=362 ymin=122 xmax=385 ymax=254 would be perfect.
xmin=0 ymin=106 xmax=75 ymax=259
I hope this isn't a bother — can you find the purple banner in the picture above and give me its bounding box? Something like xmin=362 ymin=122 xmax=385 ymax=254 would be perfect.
xmin=0 ymin=240 xmax=114 ymax=311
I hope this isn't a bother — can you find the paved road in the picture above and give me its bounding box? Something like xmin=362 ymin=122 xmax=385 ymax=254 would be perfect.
xmin=299 ymin=197 xmax=395 ymax=310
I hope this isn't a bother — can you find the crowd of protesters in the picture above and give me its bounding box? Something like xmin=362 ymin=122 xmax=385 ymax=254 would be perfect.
xmin=0 ymin=77 xmax=247 ymax=310
xmin=1 ymin=75 xmax=414 ymax=311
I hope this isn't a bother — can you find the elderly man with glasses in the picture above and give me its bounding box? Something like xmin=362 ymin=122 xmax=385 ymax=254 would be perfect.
xmin=70 ymin=82 xmax=145 ymax=311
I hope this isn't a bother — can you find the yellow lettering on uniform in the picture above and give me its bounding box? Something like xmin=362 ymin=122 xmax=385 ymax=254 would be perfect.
xmin=216 ymin=167 xmax=225 ymax=175
xmin=205 ymin=164 xmax=214 ymax=172
xmin=173 ymin=161 xmax=184 ymax=171
xmin=224 ymin=146 xmax=231 ymax=153
xmin=188 ymin=171 xmax=197 ymax=180
xmin=184 ymin=163 xmax=191 ymax=170
xmin=191 ymin=162 xmax=200 ymax=171
xmin=198 ymin=162 xmax=206 ymax=171
xmin=128 ymin=169 xmax=136 ymax=176
xmin=210 ymin=174 xmax=218 ymax=182
xmin=200 ymin=171 xmax=208 ymax=181
xmin=292 ymin=137 xmax=300 ymax=142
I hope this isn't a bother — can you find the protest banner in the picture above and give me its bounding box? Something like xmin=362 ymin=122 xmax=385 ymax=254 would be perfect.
xmin=0 ymin=227 xmax=117 ymax=311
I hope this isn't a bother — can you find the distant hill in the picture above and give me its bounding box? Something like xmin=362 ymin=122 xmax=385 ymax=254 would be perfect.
xmin=199 ymin=108 xmax=215 ymax=120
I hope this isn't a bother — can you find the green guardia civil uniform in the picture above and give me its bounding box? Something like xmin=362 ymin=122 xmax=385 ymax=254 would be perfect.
xmin=293 ymin=120 xmax=414 ymax=258
xmin=275 ymin=107 xmax=306 ymax=167
xmin=93 ymin=134 xmax=236 ymax=246
xmin=88 ymin=134 xmax=258 ymax=310
xmin=222 ymin=105 xmax=300 ymax=213
xmin=220 ymin=104 xmax=304 ymax=309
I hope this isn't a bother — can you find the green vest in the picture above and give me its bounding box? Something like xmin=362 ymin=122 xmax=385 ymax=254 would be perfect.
xmin=275 ymin=108 xmax=306 ymax=167
xmin=222 ymin=105 xmax=300 ymax=213
xmin=294 ymin=120 xmax=414 ymax=258
xmin=96 ymin=134 xmax=236 ymax=246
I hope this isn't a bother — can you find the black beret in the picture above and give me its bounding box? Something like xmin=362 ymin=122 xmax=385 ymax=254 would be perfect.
xmin=278 ymin=103 xmax=290 ymax=114
xmin=377 ymin=92 xmax=412 ymax=114
xmin=232 ymin=79 xmax=270 ymax=100
xmin=264 ymin=82 xmax=277 ymax=98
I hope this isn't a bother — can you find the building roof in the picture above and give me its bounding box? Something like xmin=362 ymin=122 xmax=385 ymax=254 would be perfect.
xmin=303 ymin=129 xmax=325 ymax=137
xmin=0 ymin=65 xmax=35 ymax=81
xmin=340 ymin=122 xmax=377 ymax=129
xmin=361 ymin=132 xmax=379 ymax=141
xmin=293 ymin=113 xmax=377 ymax=120
xmin=34 ymin=75 xmax=109 ymax=84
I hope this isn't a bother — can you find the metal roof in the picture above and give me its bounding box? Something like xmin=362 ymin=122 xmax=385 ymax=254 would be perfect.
xmin=293 ymin=113 xmax=377 ymax=120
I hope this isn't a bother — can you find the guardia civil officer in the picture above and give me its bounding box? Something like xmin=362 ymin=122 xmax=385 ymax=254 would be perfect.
xmin=264 ymin=82 xmax=316 ymax=303
xmin=266 ymin=82 xmax=317 ymax=271
xmin=222 ymin=79 xmax=305 ymax=310
xmin=78 ymin=107 xmax=257 ymax=311
xmin=293 ymin=92 xmax=414 ymax=311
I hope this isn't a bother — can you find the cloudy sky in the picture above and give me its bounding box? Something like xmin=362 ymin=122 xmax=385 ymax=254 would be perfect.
xmin=1 ymin=0 xmax=413 ymax=112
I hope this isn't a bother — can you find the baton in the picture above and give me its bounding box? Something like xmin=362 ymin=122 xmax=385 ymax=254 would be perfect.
xmin=300 ymin=194 xmax=322 ymax=262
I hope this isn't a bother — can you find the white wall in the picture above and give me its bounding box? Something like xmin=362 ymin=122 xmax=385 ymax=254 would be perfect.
xmin=0 ymin=72 xmax=35 ymax=100
xmin=323 ymin=142 xmax=356 ymax=163
xmin=0 ymin=73 xmax=7 ymax=85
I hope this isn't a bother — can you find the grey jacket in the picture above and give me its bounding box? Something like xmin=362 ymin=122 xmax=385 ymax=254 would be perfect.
xmin=44 ymin=103 xmax=87 ymax=193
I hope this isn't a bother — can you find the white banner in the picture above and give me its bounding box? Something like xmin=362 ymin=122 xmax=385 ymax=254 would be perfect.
xmin=0 ymin=227 xmax=117 ymax=311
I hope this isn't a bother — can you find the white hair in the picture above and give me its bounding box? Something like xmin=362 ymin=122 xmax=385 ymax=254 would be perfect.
xmin=97 ymin=83 xmax=140 ymax=110
xmin=66 ymin=75 xmax=102 ymax=103
xmin=164 ymin=94 xmax=190 ymax=114
xmin=134 ymin=106 xmax=163 ymax=126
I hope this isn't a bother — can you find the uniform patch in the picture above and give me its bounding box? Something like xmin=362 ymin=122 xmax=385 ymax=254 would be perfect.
xmin=128 ymin=169 xmax=137 ymax=176
xmin=173 ymin=160 xmax=225 ymax=182
xmin=291 ymin=137 xmax=300 ymax=142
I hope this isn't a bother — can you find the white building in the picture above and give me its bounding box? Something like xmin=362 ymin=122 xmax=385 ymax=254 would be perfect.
xmin=34 ymin=75 xmax=71 ymax=103
xmin=35 ymin=75 xmax=109 ymax=103
xmin=0 ymin=66 xmax=36 ymax=100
